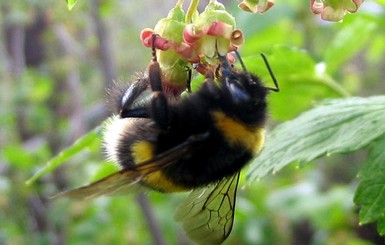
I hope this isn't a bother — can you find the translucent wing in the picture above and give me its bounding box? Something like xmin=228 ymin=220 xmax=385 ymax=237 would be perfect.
xmin=54 ymin=133 xmax=209 ymax=199
xmin=175 ymin=172 xmax=240 ymax=245
xmin=52 ymin=169 xmax=145 ymax=199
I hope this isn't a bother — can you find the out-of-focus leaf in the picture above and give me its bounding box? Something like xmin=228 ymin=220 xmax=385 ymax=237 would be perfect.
xmin=100 ymin=0 xmax=115 ymax=16
xmin=354 ymin=135 xmax=385 ymax=234
xmin=67 ymin=0 xmax=77 ymax=10
xmin=90 ymin=162 xmax=120 ymax=182
xmin=3 ymin=145 xmax=34 ymax=169
xmin=268 ymin=183 xmax=353 ymax=229
xmin=375 ymin=0 xmax=385 ymax=6
xmin=244 ymin=46 xmax=343 ymax=121
xmin=3 ymin=142 xmax=50 ymax=169
xmin=241 ymin=20 xmax=302 ymax=55
xmin=325 ymin=16 xmax=377 ymax=74
xmin=247 ymin=96 xmax=385 ymax=181
xmin=19 ymin=70 xmax=54 ymax=103
xmin=26 ymin=125 xmax=103 ymax=185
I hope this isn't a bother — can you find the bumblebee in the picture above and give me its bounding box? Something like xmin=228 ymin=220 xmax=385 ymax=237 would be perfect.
xmin=57 ymin=45 xmax=279 ymax=244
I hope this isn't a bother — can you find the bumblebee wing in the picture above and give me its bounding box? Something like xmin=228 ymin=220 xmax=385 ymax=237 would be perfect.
xmin=54 ymin=132 xmax=210 ymax=199
xmin=52 ymin=169 xmax=147 ymax=199
xmin=175 ymin=172 xmax=240 ymax=245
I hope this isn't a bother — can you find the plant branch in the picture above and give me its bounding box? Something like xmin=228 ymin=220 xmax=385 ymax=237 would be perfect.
xmin=89 ymin=0 xmax=117 ymax=87
xmin=136 ymin=193 xmax=166 ymax=245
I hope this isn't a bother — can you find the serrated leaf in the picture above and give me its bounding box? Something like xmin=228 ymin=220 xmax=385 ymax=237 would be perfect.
xmin=354 ymin=135 xmax=385 ymax=226
xmin=66 ymin=0 xmax=77 ymax=10
xmin=26 ymin=125 xmax=103 ymax=185
xmin=247 ymin=96 xmax=385 ymax=181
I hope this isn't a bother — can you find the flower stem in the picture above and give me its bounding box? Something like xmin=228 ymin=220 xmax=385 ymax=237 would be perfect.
xmin=176 ymin=0 xmax=184 ymax=7
xmin=186 ymin=0 xmax=200 ymax=23
xmin=286 ymin=74 xmax=351 ymax=97
xmin=318 ymin=75 xmax=351 ymax=97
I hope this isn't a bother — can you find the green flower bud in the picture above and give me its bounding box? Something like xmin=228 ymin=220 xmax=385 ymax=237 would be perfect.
xmin=194 ymin=0 xmax=235 ymax=31
xmin=150 ymin=3 xmax=191 ymax=91
xmin=311 ymin=0 xmax=364 ymax=21
xmin=238 ymin=0 xmax=274 ymax=13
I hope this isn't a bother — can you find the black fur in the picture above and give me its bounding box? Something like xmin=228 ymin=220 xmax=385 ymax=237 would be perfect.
xmin=110 ymin=65 xmax=269 ymax=189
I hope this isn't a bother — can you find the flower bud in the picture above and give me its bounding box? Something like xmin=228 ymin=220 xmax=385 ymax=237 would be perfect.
xmin=140 ymin=3 xmax=191 ymax=92
xmin=310 ymin=0 xmax=365 ymax=21
xmin=186 ymin=0 xmax=243 ymax=62
xmin=238 ymin=0 xmax=274 ymax=13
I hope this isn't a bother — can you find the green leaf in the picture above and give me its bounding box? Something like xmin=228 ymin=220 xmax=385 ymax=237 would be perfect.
xmin=26 ymin=125 xmax=103 ymax=185
xmin=66 ymin=0 xmax=77 ymax=10
xmin=240 ymin=20 xmax=302 ymax=53
xmin=354 ymin=135 xmax=385 ymax=229
xmin=247 ymin=96 xmax=385 ymax=181
xmin=244 ymin=46 xmax=345 ymax=121
xmin=325 ymin=16 xmax=377 ymax=74
xmin=3 ymin=143 xmax=50 ymax=169
xmin=90 ymin=161 xmax=120 ymax=182
xmin=378 ymin=217 xmax=385 ymax=235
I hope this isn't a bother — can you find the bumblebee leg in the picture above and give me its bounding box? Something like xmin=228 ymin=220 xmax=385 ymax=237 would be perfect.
xmin=204 ymin=69 xmax=215 ymax=83
xmin=186 ymin=67 xmax=192 ymax=93
xmin=120 ymin=108 xmax=150 ymax=119
xmin=148 ymin=35 xmax=170 ymax=130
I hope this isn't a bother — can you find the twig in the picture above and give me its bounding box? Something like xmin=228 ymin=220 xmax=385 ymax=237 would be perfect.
xmin=136 ymin=193 xmax=167 ymax=245
xmin=89 ymin=0 xmax=117 ymax=87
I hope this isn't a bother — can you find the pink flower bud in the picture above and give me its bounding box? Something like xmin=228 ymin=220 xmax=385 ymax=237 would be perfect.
xmin=231 ymin=30 xmax=244 ymax=46
xmin=183 ymin=24 xmax=205 ymax=45
xmin=140 ymin=29 xmax=170 ymax=51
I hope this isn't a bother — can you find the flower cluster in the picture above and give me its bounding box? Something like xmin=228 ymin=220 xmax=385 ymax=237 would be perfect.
xmin=140 ymin=0 xmax=244 ymax=91
xmin=310 ymin=0 xmax=365 ymax=21
xmin=139 ymin=0 xmax=365 ymax=91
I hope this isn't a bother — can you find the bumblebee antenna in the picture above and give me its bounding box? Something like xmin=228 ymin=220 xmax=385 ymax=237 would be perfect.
xmin=234 ymin=50 xmax=248 ymax=73
xmin=260 ymin=53 xmax=279 ymax=92
xmin=234 ymin=50 xmax=254 ymax=83
xmin=235 ymin=51 xmax=279 ymax=92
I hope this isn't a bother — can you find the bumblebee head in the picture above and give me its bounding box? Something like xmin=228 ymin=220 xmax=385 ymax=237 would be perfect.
xmin=216 ymin=52 xmax=279 ymax=124
xmin=218 ymin=54 xmax=266 ymax=103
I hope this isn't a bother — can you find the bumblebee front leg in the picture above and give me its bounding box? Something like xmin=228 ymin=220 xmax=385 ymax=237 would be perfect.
xmin=199 ymin=66 xmax=218 ymax=95
xmin=186 ymin=67 xmax=192 ymax=93
xmin=148 ymin=40 xmax=170 ymax=131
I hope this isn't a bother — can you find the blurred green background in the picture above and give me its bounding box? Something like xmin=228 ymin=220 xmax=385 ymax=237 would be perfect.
xmin=1 ymin=0 xmax=385 ymax=244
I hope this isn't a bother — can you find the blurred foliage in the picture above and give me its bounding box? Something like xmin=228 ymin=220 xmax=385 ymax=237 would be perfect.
xmin=1 ymin=0 xmax=385 ymax=245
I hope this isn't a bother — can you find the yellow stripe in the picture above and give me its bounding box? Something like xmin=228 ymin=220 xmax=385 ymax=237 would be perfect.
xmin=131 ymin=141 xmax=155 ymax=163
xmin=142 ymin=171 xmax=188 ymax=192
xmin=130 ymin=141 xmax=188 ymax=192
xmin=212 ymin=111 xmax=265 ymax=154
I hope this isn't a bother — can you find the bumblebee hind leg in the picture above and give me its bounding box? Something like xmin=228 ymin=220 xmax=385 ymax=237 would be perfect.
xmin=148 ymin=34 xmax=171 ymax=130
xmin=120 ymin=34 xmax=173 ymax=128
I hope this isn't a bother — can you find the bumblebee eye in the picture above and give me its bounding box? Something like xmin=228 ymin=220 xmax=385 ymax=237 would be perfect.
xmin=226 ymin=77 xmax=250 ymax=104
